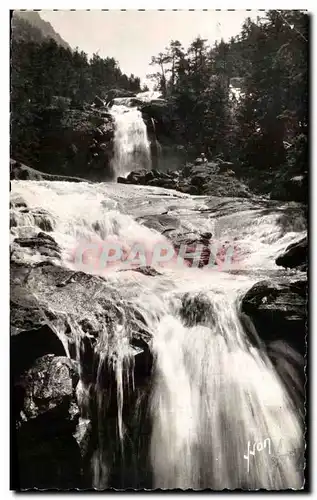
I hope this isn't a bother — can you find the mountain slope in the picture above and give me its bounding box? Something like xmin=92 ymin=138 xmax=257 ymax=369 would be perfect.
xmin=12 ymin=10 xmax=71 ymax=50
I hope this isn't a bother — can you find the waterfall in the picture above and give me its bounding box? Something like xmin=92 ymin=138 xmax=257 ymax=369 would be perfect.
xmin=151 ymin=292 xmax=302 ymax=489
xmin=11 ymin=180 xmax=305 ymax=489
xmin=109 ymin=102 xmax=151 ymax=178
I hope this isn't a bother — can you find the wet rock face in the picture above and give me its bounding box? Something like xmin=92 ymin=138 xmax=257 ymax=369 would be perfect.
xmin=276 ymin=236 xmax=307 ymax=270
xmin=179 ymin=293 xmax=215 ymax=328
xmin=11 ymin=258 xmax=155 ymax=489
xmin=15 ymin=355 xmax=79 ymax=425
xmin=241 ymin=278 xmax=307 ymax=356
xmin=240 ymin=278 xmax=307 ymax=412
xmin=11 ymin=232 xmax=61 ymax=264
xmin=10 ymin=158 xmax=87 ymax=183
xmin=13 ymin=355 xmax=82 ymax=490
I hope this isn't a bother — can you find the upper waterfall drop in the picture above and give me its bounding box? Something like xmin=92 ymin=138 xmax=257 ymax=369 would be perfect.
xmin=109 ymin=98 xmax=152 ymax=178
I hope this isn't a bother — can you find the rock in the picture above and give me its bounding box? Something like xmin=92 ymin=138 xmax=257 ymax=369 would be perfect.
xmin=223 ymin=169 xmax=235 ymax=176
xmin=10 ymin=195 xmax=27 ymax=208
xmin=159 ymin=180 xmax=177 ymax=190
xmin=240 ymin=279 xmax=306 ymax=410
xmin=140 ymin=100 xmax=170 ymax=135
xmin=11 ymin=206 xmax=56 ymax=232
xmin=182 ymin=164 xmax=193 ymax=177
xmin=201 ymin=232 xmax=212 ymax=240
xmin=10 ymin=262 xmax=153 ymax=379
xmin=191 ymin=174 xmax=207 ymax=187
xmin=126 ymin=170 xmax=148 ymax=184
xmin=117 ymin=176 xmax=129 ymax=184
xmin=11 ymin=258 xmax=156 ymax=488
xmin=14 ymin=354 xmax=82 ymax=489
xmin=93 ymin=95 xmax=104 ymax=108
xmin=10 ymin=159 xmax=88 ymax=183
xmin=13 ymin=233 xmax=61 ymax=259
xmin=218 ymin=161 xmax=235 ymax=172
xmin=241 ymin=278 xmax=307 ymax=356
xmin=143 ymin=170 xmax=155 ymax=182
xmin=15 ymin=355 xmax=79 ymax=425
xmin=116 ymin=165 xmax=250 ymax=199
xmin=179 ymin=292 xmax=215 ymax=327
xmin=276 ymin=237 xmax=307 ymax=270
xmin=118 ymin=266 xmax=162 ymax=277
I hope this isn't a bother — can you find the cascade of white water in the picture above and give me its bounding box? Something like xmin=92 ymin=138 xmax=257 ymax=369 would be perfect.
xmin=150 ymin=290 xmax=303 ymax=490
xmin=109 ymin=104 xmax=151 ymax=178
xmin=11 ymin=180 xmax=306 ymax=489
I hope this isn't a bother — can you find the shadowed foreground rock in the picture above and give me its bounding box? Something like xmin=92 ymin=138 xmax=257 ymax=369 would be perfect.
xmin=14 ymin=355 xmax=81 ymax=489
xmin=11 ymin=257 xmax=154 ymax=489
xmin=241 ymin=278 xmax=306 ymax=411
xmin=276 ymin=236 xmax=307 ymax=270
xmin=241 ymin=278 xmax=306 ymax=356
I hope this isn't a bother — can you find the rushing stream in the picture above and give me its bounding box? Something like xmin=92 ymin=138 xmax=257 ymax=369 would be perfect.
xmin=11 ymin=179 xmax=306 ymax=489
xmin=11 ymin=91 xmax=306 ymax=490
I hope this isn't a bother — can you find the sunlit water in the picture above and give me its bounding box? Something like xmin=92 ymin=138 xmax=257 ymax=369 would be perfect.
xmin=109 ymin=105 xmax=151 ymax=177
xmin=11 ymin=178 xmax=306 ymax=489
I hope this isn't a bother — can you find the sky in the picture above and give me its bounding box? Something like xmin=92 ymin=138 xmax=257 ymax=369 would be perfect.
xmin=40 ymin=10 xmax=260 ymax=87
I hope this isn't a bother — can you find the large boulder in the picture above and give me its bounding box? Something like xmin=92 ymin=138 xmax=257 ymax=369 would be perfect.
xmin=10 ymin=159 xmax=88 ymax=183
xmin=15 ymin=354 xmax=79 ymax=425
xmin=93 ymin=95 xmax=105 ymax=108
xmin=11 ymin=232 xmax=61 ymax=265
xmin=11 ymin=258 xmax=155 ymax=488
xmin=14 ymin=354 xmax=82 ymax=489
xmin=241 ymin=278 xmax=307 ymax=356
xmin=241 ymin=278 xmax=306 ymax=410
xmin=276 ymin=236 xmax=307 ymax=270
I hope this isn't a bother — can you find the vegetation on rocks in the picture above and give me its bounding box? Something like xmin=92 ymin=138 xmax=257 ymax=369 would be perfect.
xmin=147 ymin=11 xmax=308 ymax=201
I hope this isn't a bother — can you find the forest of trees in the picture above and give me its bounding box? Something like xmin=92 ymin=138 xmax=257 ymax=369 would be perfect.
xmin=10 ymin=14 xmax=142 ymax=166
xmin=148 ymin=10 xmax=308 ymax=192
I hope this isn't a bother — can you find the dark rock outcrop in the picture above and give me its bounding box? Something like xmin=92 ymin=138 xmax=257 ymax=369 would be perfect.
xmin=117 ymin=161 xmax=251 ymax=199
xmin=10 ymin=159 xmax=88 ymax=183
xmin=241 ymin=278 xmax=307 ymax=356
xmin=241 ymin=278 xmax=306 ymax=410
xmin=11 ymin=232 xmax=61 ymax=263
xmin=276 ymin=236 xmax=307 ymax=270
xmin=13 ymin=354 xmax=82 ymax=490
xmin=11 ymin=258 xmax=155 ymax=489
xmin=180 ymin=293 xmax=215 ymax=328
xmin=93 ymin=95 xmax=105 ymax=108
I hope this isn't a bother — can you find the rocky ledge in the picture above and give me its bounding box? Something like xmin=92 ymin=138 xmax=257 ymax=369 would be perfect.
xmin=118 ymin=159 xmax=252 ymax=198
xmin=11 ymin=245 xmax=153 ymax=488
xmin=276 ymin=236 xmax=307 ymax=271
xmin=241 ymin=277 xmax=306 ymax=411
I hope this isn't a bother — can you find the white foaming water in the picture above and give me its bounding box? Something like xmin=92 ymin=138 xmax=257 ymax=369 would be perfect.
xmin=151 ymin=291 xmax=302 ymax=489
xmin=109 ymin=104 xmax=151 ymax=177
xmin=11 ymin=180 xmax=305 ymax=489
